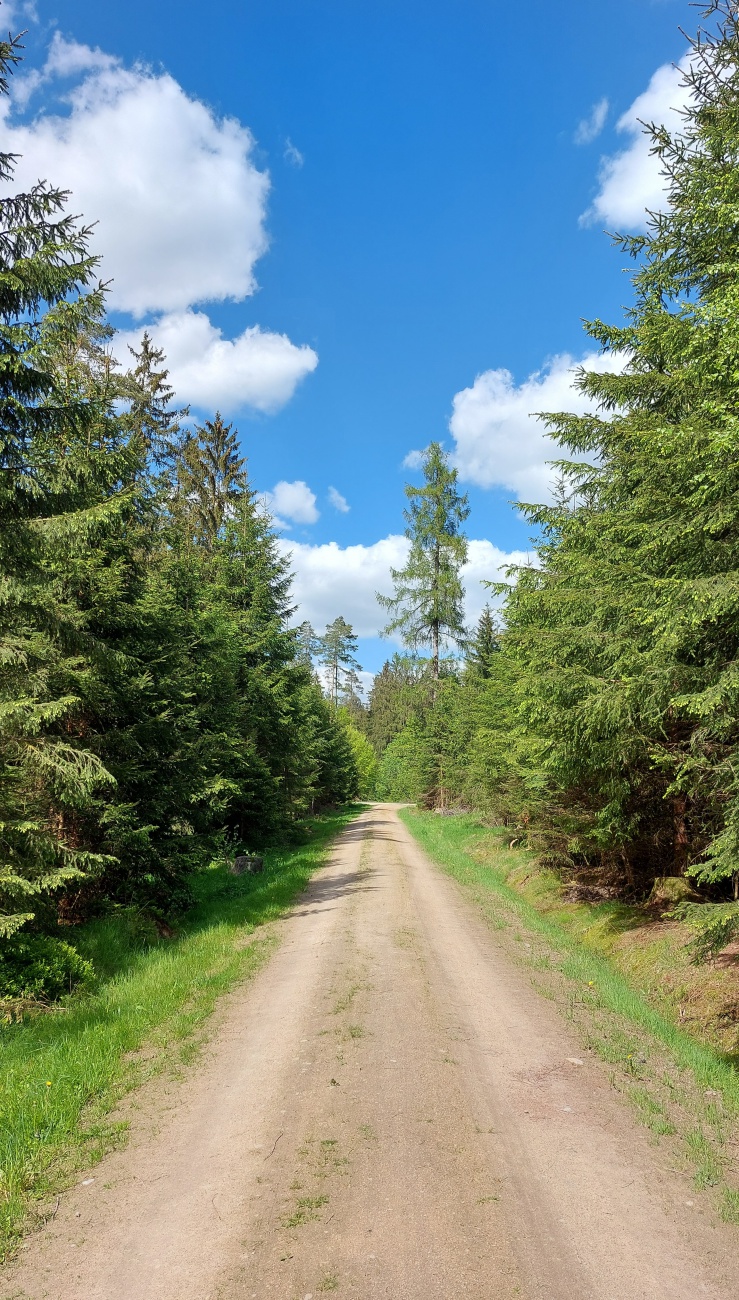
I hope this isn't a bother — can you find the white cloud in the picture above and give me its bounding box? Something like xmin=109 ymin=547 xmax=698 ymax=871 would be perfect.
xmin=583 ymin=55 xmax=691 ymax=228
xmin=117 ymin=311 xmax=317 ymax=415
xmin=44 ymin=31 xmax=115 ymax=79
xmin=448 ymin=350 xmax=625 ymax=502
xmin=280 ymin=534 xmax=532 ymax=641
xmin=328 ymin=486 xmax=350 ymax=513
xmin=284 ymin=137 xmax=304 ymax=167
xmin=402 ymin=449 xmax=424 ymax=470
xmin=463 ymin=539 xmax=532 ymax=627
xmin=7 ymin=45 xmax=270 ymax=316
xmin=1 ymin=1 xmax=37 ymax=32
xmin=282 ymin=534 xmax=410 ymax=638
xmin=574 ymin=96 xmax=608 ymax=145
xmin=265 ymin=480 xmax=319 ymax=527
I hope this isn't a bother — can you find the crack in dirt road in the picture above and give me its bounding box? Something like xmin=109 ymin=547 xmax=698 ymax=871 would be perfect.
xmin=3 ymin=805 xmax=734 ymax=1298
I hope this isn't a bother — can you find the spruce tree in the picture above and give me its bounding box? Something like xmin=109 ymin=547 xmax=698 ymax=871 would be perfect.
xmin=295 ymin=620 xmax=319 ymax=667
xmin=378 ymin=442 xmax=469 ymax=679
xmin=0 ymin=32 xmax=123 ymax=938
xmin=498 ymin=2 xmax=739 ymax=891
xmin=467 ymin=606 xmax=500 ymax=679
xmin=175 ymin=413 xmax=247 ymax=547
xmin=124 ymin=331 xmax=188 ymax=468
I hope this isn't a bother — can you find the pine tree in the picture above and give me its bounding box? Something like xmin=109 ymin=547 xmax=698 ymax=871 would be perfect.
xmin=378 ymin=443 xmax=469 ymax=679
xmin=319 ymin=617 xmax=361 ymax=707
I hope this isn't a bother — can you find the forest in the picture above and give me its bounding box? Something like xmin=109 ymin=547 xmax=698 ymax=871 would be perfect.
xmin=5 ymin=2 xmax=739 ymax=1003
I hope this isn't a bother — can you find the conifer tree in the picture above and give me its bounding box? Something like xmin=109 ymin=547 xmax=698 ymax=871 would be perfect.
xmin=295 ymin=620 xmax=319 ymax=667
xmin=319 ymin=617 xmax=361 ymax=707
xmin=378 ymin=443 xmax=469 ymax=679
xmin=498 ymin=1 xmax=739 ymax=890
xmin=0 ymin=32 xmax=123 ymax=939
xmin=175 ymin=413 xmax=247 ymax=547
xmin=124 ymin=331 xmax=188 ymax=468
xmin=466 ymin=606 xmax=500 ymax=679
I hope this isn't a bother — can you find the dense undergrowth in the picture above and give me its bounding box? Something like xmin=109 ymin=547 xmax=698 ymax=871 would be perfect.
xmin=401 ymin=808 xmax=739 ymax=1223
xmin=0 ymin=806 xmax=360 ymax=1260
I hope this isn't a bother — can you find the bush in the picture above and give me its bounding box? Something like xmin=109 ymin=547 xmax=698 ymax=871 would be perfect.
xmin=0 ymin=933 xmax=94 ymax=1001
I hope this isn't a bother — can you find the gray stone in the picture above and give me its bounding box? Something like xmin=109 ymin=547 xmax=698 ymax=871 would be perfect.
xmin=230 ymin=854 xmax=264 ymax=876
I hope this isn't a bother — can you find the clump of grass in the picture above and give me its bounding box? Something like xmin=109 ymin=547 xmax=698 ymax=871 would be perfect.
xmin=282 ymin=1194 xmax=329 ymax=1228
xmin=332 ymin=983 xmax=361 ymax=1015
xmin=0 ymin=807 xmax=359 ymax=1260
xmin=318 ymin=1273 xmax=339 ymax=1291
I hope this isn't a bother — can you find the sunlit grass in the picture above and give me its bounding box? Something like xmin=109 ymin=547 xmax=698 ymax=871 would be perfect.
xmin=0 ymin=806 xmax=360 ymax=1259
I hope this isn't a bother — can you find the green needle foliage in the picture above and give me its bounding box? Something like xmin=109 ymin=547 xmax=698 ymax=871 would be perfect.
xmin=497 ymin=0 xmax=739 ymax=891
xmin=0 ymin=31 xmax=123 ymax=943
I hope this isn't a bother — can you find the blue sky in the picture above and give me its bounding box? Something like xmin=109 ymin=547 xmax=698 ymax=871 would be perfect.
xmin=5 ymin=0 xmax=691 ymax=678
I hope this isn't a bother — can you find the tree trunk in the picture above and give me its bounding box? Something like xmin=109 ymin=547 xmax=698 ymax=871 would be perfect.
xmin=431 ymin=620 xmax=439 ymax=680
xmin=673 ymin=795 xmax=689 ymax=875
xmin=431 ymin=542 xmax=440 ymax=682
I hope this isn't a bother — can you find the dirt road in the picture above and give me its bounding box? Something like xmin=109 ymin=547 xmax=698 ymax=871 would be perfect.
xmin=5 ymin=805 xmax=735 ymax=1299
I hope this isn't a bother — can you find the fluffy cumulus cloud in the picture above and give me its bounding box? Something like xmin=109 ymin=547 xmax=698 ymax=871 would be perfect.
xmin=280 ymin=535 xmax=409 ymax=638
xmin=0 ymin=1 xmax=37 ymax=34
xmin=574 ymin=96 xmax=609 ymax=145
xmin=448 ymin=350 xmax=624 ymax=502
xmin=116 ymin=312 xmax=317 ymax=415
xmin=5 ymin=34 xmax=319 ymax=416
xmin=7 ymin=38 xmax=270 ymax=316
xmin=583 ymin=55 xmax=692 ymax=229
xmin=279 ymin=534 xmax=532 ymax=641
xmin=265 ymin=480 xmax=319 ymax=527
xmin=462 ymin=539 xmax=532 ymax=627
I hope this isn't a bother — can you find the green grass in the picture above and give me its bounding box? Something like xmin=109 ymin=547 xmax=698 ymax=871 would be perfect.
xmin=0 ymin=806 xmax=361 ymax=1259
xmin=400 ymin=808 xmax=739 ymax=1219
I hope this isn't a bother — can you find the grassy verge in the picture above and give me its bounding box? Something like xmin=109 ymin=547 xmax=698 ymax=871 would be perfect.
xmin=400 ymin=808 xmax=739 ymax=1224
xmin=0 ymin=806 xmax=361 ymax=1260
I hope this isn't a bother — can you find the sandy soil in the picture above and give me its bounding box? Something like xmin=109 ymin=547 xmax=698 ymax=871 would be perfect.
xmin=3 ymin=804 xmax=735 ymax=1299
